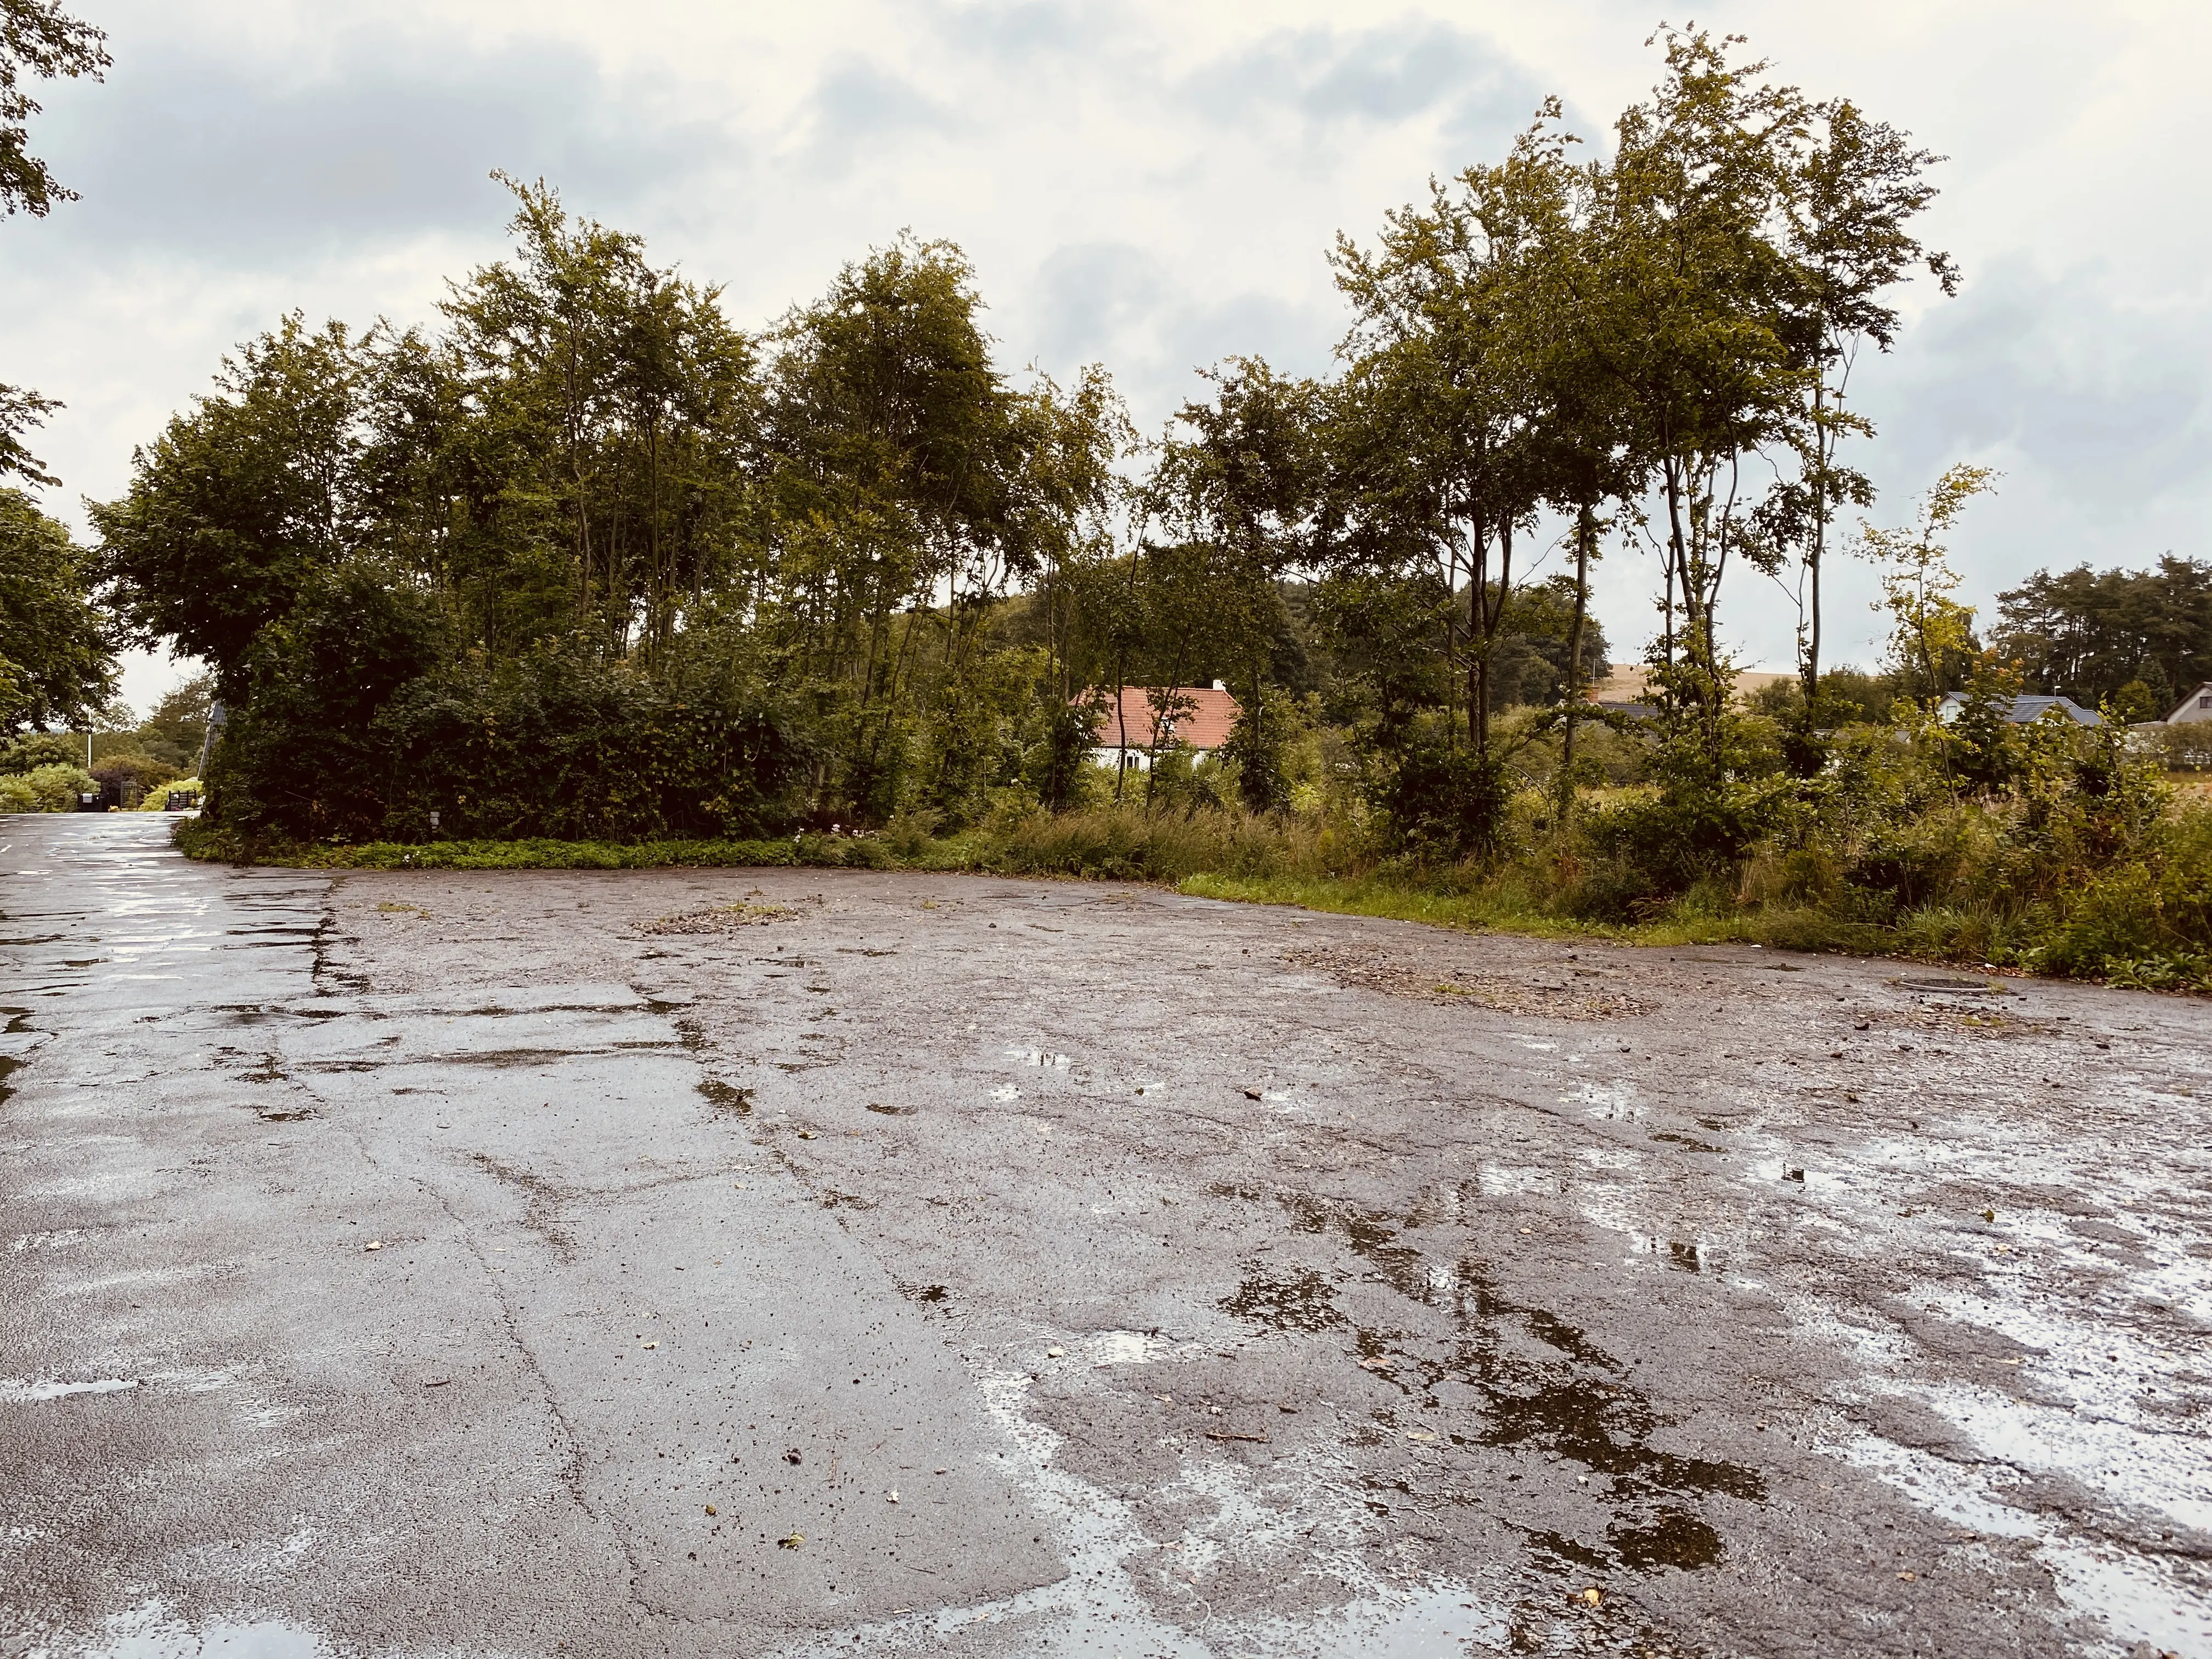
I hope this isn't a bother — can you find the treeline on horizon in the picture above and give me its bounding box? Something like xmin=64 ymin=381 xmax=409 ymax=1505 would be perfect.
xmin=6 ymin=28 xmax=2210 ymax=986
xmin=80 ymin=29 xmax=1985 ymax=847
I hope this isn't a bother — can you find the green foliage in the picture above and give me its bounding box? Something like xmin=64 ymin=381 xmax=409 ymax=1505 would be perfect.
xmin=90 ymin=748 xmax=182 ymax=800
xmin=0 ymin=726 xmax=74 ymax=770
xmin=133 ymin=673 xmax=212 ymax=769
xmin=1860 ymin=464 xmax=1996 ymax=699
xmin=93 ymin=317 xmax=362 ymax=676
xmin=96 ymin=33 xmax=2211 ymax=998
xmin=0 ymin=487 xmax=110 ymax=731
xmin=1367 ymin=726 xmax=1515 ymax=862
xmin=0 ymin=758 xmax=92 ymax=810
xmin=0 ymin=0 xmax=108 ymax=221
xmin=2138 ymin=723 xmax=2212 ymax=772
xmin=1027 ymin=689 xmax=1103 ymax=814
xmin=136 ymin=774 xmax=200 ymax=810
xmin=2028 ymin=806 xmax=2212 ymax=989
xmin=1993 ymin=556 xmax=2212 ymax=714
xmin=224 ymin=627 xmax=808 ymax=847
xmin=1220 ymin=683 xmax=1305 ymax=813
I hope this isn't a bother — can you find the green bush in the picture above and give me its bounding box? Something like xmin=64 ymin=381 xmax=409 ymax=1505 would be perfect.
xmin=2027 ymin=805 xmax=2212 ymax=989
xmin=206 ymin=574 xmax=810 ymax=847
xmin=1 ymin=732 xmax=84 ymax=774
xmin=1 ymin=763 xmax=98 ymax=812
xmin=137 ymin=774 xmax=203 ymax=810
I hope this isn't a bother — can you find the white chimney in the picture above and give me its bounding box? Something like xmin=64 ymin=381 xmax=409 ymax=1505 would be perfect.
xmin=1211 ymin=679 xmax=1227 ymax=692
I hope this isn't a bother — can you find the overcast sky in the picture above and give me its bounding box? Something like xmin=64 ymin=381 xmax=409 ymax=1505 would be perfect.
xmin=8 ymin=0 xmax=2207 ymax=712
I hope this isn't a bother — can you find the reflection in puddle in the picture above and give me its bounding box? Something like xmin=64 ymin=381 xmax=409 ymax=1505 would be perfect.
xmin=1220 ymin=1266 xmax=1342 ymax=1333
xmin=695 ymin=1077 xmax=753 ymax=1115
xmin=32 ymin=1600 xmax=329 ymax=1658
xmin=1086 ymin=1329 xmax=1169 ymax=1366
xmin=1216 ymin=1187 xmax=1764 ymax=1577
xmin=0 ymin=1377 xmax=137 ymax=1402
xmin=1649 ymin=1131 xmax=1725 ymax=1153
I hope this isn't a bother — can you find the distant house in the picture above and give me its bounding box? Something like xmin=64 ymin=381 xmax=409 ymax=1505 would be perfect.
xmin=1579 ymin=663 xmax=1793 ymax=720
xmin=1080 ymin=684 xmax=1242 ymax=771
xmin=2165 ymin=682 xmax=2212 ymax=725
xmin=1937 ymin=691 xmax=2102 ymax=727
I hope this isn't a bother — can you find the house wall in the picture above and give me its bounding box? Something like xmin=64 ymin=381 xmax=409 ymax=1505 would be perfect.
xmin=1087 ymin=747 xmax=1221 ymax=772
xmin=2168 ymin=684 xmax=2212 ymax=725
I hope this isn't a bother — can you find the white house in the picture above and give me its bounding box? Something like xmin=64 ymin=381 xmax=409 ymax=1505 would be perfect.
xmin=2164 ymin=682 xmax=2212 ymax=725
xmin=1081 ymin=684 xmax=1242 ymax=771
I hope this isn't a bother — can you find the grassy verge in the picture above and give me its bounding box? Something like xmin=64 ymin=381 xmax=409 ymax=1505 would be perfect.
xmin=173 ymin=818 xmax=1014 ymax=874
xmin=1178 ymin=872 xmax=1904 ymax=956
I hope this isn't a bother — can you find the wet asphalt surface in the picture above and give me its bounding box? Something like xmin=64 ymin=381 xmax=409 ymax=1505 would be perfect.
xmin=3 ymin=816 xmax=2209 ymax=1658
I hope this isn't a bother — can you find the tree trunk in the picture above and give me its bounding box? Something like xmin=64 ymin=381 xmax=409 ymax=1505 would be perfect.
xmin=1560 ymin=502 xmax=1594 ymax=816
xmin=1803 ymin=380 xmax=1827 ymax=713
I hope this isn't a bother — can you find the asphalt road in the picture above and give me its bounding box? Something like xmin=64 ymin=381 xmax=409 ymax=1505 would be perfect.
xmin=3 ymin=813 xmax=2208 ymax=1658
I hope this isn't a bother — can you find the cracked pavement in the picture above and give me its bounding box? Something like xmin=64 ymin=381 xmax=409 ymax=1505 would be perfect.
xmin=2 ymin=814 xmax=2208 ymax=1657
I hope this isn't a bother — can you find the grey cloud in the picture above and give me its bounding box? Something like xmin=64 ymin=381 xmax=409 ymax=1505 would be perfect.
xmin=25 ymin=21 xmax=732 ymax=266
xmin=1023 ymin=241 xmax=1168 ymax=367
xmin=1014 ymin=240 xmax=1334 ymax=431
xmin=791 ymin=59 xmax=966 ymax=181
xmin=1866 ymin=256 xmax=2212 ymax=514
xmin=1179 ymin=21 xmax=1543 ymax=155
xmin=921 ymin=0 xmax=1113 ymax=68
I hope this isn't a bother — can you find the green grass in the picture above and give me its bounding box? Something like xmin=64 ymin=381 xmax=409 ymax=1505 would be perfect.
xmin=1178 ymin=871 xmax=1897 ymax=955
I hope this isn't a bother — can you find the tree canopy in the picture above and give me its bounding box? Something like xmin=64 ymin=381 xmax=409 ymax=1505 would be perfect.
xmin=82 ymin=36 xmax=2019 ymax=857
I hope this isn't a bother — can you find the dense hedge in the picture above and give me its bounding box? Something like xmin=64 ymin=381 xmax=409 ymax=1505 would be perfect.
xmin=208 ymin=566 xmax=810 ymax=844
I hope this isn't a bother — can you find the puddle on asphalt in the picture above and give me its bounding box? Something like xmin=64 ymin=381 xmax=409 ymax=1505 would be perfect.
xmin=1741 ymin=1095 xmax=2212 ymax=1649
xmin=441 ymin=1046 xmax=661 ymax=1068
xmin=770 ymin=1365 xmax=1520 ymax=1659
xmin=27 ymin=1600 xmax=329 ymax=1658
xmin=0 ymin=1378 xmax=138 ymax=1402
xmin=1648 ymin=1131 xmax=1724 ymax=1153
xmin=1085 ymin=1330 xmax=1170 ymax=1366
xmin=1220 ymin=1266 xmax=1343 ymax=1333
xmin=696 ymin=1077 xmax=754 ymax=1115
xmin=1210 ymin=1187 xmax=1765 ymax=1576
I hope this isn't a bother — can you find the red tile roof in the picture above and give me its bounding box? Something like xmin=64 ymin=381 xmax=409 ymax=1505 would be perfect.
xmin=1080 ymin=686 xmax=1243 ymax=752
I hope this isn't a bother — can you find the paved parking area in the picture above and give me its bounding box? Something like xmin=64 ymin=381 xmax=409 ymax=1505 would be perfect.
xmin=3 ymin=814 xmax=2208 ymax=1656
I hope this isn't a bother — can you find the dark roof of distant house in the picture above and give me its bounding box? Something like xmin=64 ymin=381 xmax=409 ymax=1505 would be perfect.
xmin=1939 ymin=691 xmax=2102 ymax=727
xmin=1081 ymin=687 xmax=1242 ymax=751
